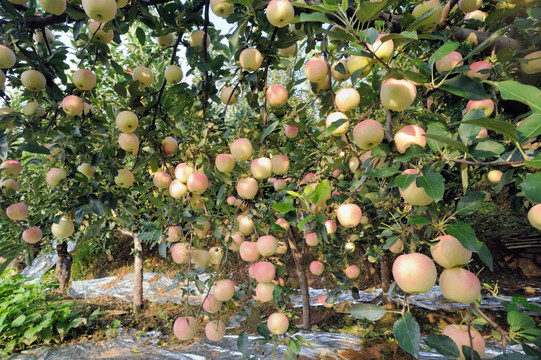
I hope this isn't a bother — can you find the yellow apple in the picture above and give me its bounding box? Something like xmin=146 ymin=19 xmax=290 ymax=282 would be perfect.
xmin=335 ymin=87 xmax=360 ymax=112
xmin=189 ymin=30 xmax=210 ymax=49
xmin=239 ymin=48 xmax=263 ymax=71
xmin=380 ymin=78 xmax=417 ymax=111
xmin=0 ymin=45 xmax=16 ymax=69
xmin=88 ymin=21 xmax=114 ymax=44
xmin=115 ymin=169 xmax=134 ymax=187
xmin=436 ymin=51 xmax=463 ymax=73
xmin=62 ymin=95 xmax=84 ymax=117
xmin=118 ymin=133 xmax=139 ymax=154
xmin=331 ymin=60 xmax=350 ymax=81
xmin=73 ymin=69 xmax=96 ymax=91
xmin=520 ymin=51 xmax=541 ymax=74
xmin=116 ymin=111 xmax=138 ymax=132
xmin=165 ymin=64 xmax=183 ymax=83
xmin=412 ymin=0 xmax=443 ymax=32
xmin=220 ymin=86 xmax=238 ymax=105
xmin=367 ymin=34 xmax=394 ymax=62
xmin=266 ymin=84 xmax=288 ymax=107
xmin=458 ymin=0 xmax=482 ymax=13
xmin=528 ymin=204 xmax=541 ymax=230
xmin=304 ymin=57 xmax=328 ymax=82
xmin=82 ymin=0 xmax=117 ymax=23
xmin=266 ymin=0 xmax=294 ymax=28
xmin=353 ymin=119 xmax=384 ymax=150
xmin=346 ymin=55 xmax=372 ymax=78
xmin=394 ymin=124 xmax=426 ymax=153
xmin=210 ymin=0 xmax=234 ymax=17
xmin=399 ymin=168 xmax=433 ymax=206
xmin=326 ymin=112 xmax=349 ymax=136
xmin=132 ymin=66 xmax=153 ymax=88
xmin=38 ymin=0 xmax=66 ymax=16
xmin=52 ymin=217 xmax=74 ymax=238
xmin=21 ymin=70 xmax=46 ymax=92
xmin=33 ymin=29 xmax=55 ymax=45
xmin=278 ymin=43 xmax=296 ymax=57
xmin=158 ymin=33 xmax=173 ymax=48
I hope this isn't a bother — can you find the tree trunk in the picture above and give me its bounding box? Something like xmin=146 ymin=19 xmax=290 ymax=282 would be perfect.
xmin=55 ymin=241 xmax=72 ymax=293
xmin=133 ymin=233 xmax=143 ymax=312
xmin=287 ymin=228 xmax=310 ymax=330
xmin=358 ymin=246 xmax=381 ymax=285
xmin=380 ymin=254 xmax=391 ymax=302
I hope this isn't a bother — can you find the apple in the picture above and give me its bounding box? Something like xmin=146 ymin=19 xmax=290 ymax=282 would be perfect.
xmin=324 ymin=220 xmax=337 ymax=235
xmin=9 ymin=0 xmax=29 ymax=4
xmin=173 ymin=316 xmax=197 ymax=341
xmin=528 ymin=204 xmax=541 ymax=230
xmin=82 ymin=0 xmax=117 ymax=22
xmin=344 ymin=241 xmax=355 ymax=252
xmin=152 ymin=171 xmax=171 ymax=189
xmin=116 ymin=111 xmax=138 ymax=132
xmin=345 ymin=264 xmax=360 ymax=279
xmin=412 ymin=0 xmax=443 ymax=32
xmin=520 ymin=51 xmax=541 ymax=74
xmin=167 ymin=226 xmax=182 ymax=242
xmin=249 ymin=158 xmax=271 ymax=179
xmin=0 ymin=46 xmax=16 ymax=69
xmin=161 ymin=137 xmax=177 ymax=155
xmin=266 ymin=85 xmax=288 ymax=107
xmin=114 ymin=169 xmax=134 ymax=187
xmin=210 ymin=0 xmax=234 ymax=17
xmin=231 ymin=138 xmax=253 ymax=161
xmin=215 ymin=154 xmax=235 ymax=173
xmin=132 ymin=66 xmax=153 ymax=88
xmin=118 ymin=133 xmax=139 ymax=154
xmin=88 ymin=21 xmax=114 ymax=44
xmin=6 ymin=203 xmax=28 ymax=221
xmin=367 ymin=34 xmax=394 ymax=62
xmin=394 ymin=124 xmax=426 ymax=153
xmin=1 ymin=160 xmax=22 ymax=177
xmin=62 ymin=95 xmax=84 ymax=117
xmin=164 ymin=64 xmax=183 ymax=83
xmin=190 ymin=194 xmax=205 ymax=209
xmin=487 ymin=169 xmax=503 ymax=184
xmin=255 ymin=282 xmax=276 ymax=302
xmin=239 ymin=48 xmax=263 ymax=71
xmin=220 ymin=86 xmax=238 ymax=105
xmin=191 ymin=249 xmax=210 ymax=269
xmin=278 ymin=43 xmax=296 ymax=57
xmin=169 ymin=180 xmax=188 ymax=199
xmin=116 ymin=0 xmax=128 ymax=8
xmin=353 ymin=119 xmax=384 ymax=150
xmin=38 ymin=0 xmax=66 ymax=16
xmin=310 ymin=261 xmax=324 ymax=275
xmin=399 ymin=169 xmax=433 ymax=206
xmin=189 ymin=30 xmax=210 ymax=49
xmin=442 ymin=324 xmax=485 ymax=360
xmin=275 ymin=218 xmax=289 ymax=230
xmin=51 ymin=217 xmax=75 ymax=238
xmin=274 ymin=179 xmax=287 ymax=191
xmin=158 ymin=33 xmax=173 ymax=48
xmin=458 ymin=0 xmax=481 ymax=13
xmin=23 ymin=102 xmax=46 ymax=119
xmin=236 ymin=177 xmax=258 ymax=199
xmin=21 ymin=70 xmax=46 ymax=92
xmin=464 ymin=10 xmax=486 ymax=21
xmin=0 ymin=178 xmax=19 ymax=194
xmin=380 ymin=78 xmax=417 ymax=111
xmin=305 ymin=232 xmax=319 ymax=246
xmin=213 ymin=279 xmax=235 ymax=301
xmin=208 ymin=246 xmax=223 ymax=265
xmin=239 ymin=241 xmax=260 ymax=262
xmin=256 ymin=235 xmax=278 ymax=256
xmin=266 ymin=0 xmax=294 ymax=28
xmin=335 ymin=87 xmax=360 ymax=112
xmin=317 ymin=294 xmax=334 ymax=308
xmin=186 ymin=172 xmax=209 ymax=194
xmin=284 ymin=125 xmax=298 ymax=138
xmin=349 ymin=157 xmax=360 ymax=172
xmin=72 ymin=69 xmax=96 ymax=91
xmin=392 ymin=253 xmax=437 ymax=294
xmin=389 ymin=238 xmax=404 ymax=253
xmin=346 ymin=55 xmax=373 ymax=79
xmin=331 ymin=60 xmax=350 ymax=81
xmin=205 ymin=320 xmax=226 ymax=342
xmin=439 ymin=267 xmax=481 ymax=303
xmin=202 ymin=294 xmax=222 ymax=313
xmin=276 ymin=241 xmax=288 ymax=254
xmin=304 ymin=58 xmax=328 ymax=82
xmin=84 ymin=103 xmax=95 ymax=115
xmin=466 ymin=61 xmax=492 ymax=80
xmin=326 ymin=112 xmax=349 ymax=136
xmin=337 ymin=203 xmax=362 ymax=227
xmin=228 ymin=231 xmax=244 ymax=251
xmin=271 ymin=155 xmax=289 ymax=175
xmin=237 ymin=214 xmax=254 ymax=234
xmin=77 ymin=163 xmax=96 ymax=179
xmin=253 ymin=261 xmax=276 ymax=282
xmin=267 ymin=312 xmax=289 ymax=335
xmin=46 ymin=167 xmax=67 ymax=187
xmin=476 ymin=128 xmax=488 ymax=139
xmin=466 ymin=99 xmax=494 ymax=117
xmin=175 ymin=163 xmax=194 ymax=183
xmin=22 ymin=227 xmax=43 ymax=244
xmin=430 ymin=235 xmax=472 ymax=268
xmin=171 ymin=243 xmax=190 ymax=263
xmin=436 ymin=51 xmax=463 ymax=73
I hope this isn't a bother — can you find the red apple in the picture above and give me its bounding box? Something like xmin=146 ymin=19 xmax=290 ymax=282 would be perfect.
xmin=266 ymin=84 xmax=288 ymax=107
xmin=271 ymin=155 xmax=289 ymax=175
xmin=22 ymin=227 xmax=42 ymax=244
xmin=231 ymin=138 xmax=253 ymax=161
xmin=171 ymin=243 xmax=190 ymax=264
xmin=162 ymin=137 xmax=178 ymax=154
xmin=1 ymin=160 xmax=22 ymax=177
xmin=213 ymin=279 xmax=235 ymax=301
xmin=187 ymin=172 xmax=209 ymax=194
xmin=215 ymin=154 xmax=235 ymax=173
xmin=256 ymin=235 xmax=278 ymax=256
xmin=205 ymin=320 xmax=226 ymax=341
xmin=267 ymin=312 xmax=289 ymax=335
xmin=430 ymin=235 xmax=472 ymax=268
xmin=236 ymin=177 xmax=258 ymax=199
xmin=310 ymin=261 xmax=324 ymax=275
xmin=304 ymin=57 xmax=328 ymax=82
xmin=436 ymin=51 xmax=463 ymax=73
xmin=255 ymin=282 xmax=276 ymax=302
xmin=284 ymin=125 xmax=298 ymax=138
xmin=173 ymin=316 xmax=197 ymax=341
xmin=345 ymin=264 xmax=360 ymax=279
xmin=442 ymin=324 xmax=485 ymax=360
xmin=202 ymin=293 xmax=222 ymax=313
xmin=392 ymin=253 xmax=437 ymax=294
xmin=239 ymin=241 xmax=260 ymax=262
xmin=466 ymin=99 xmax=494 ymax=117
xmin=466 ymin=61 xmax=492 ymax=80
xmin=305 ymin=232 xmax=319 ymax=247
xmin=394 ymin=124 xmax=426 ymax=153
xmin=253 ymin=261 xmax=276 ymax=282
xmin=439 ymin=267 xmax=481 ymax=303
xmin=6 ymin=203 xmax=28 ymax=221
xmin=336 ymin=203 xmax=362 ymax=227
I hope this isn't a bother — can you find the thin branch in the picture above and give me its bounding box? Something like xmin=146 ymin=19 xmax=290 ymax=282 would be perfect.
xmin=447 ymin=158 xmax=524 ymax=166
xmin=385 ymin=109 xmax=393 ymax=143
xmin=472 ymin=303 xmax=508 ymax=354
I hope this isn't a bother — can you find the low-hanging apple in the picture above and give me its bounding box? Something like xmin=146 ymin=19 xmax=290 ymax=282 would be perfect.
xmin=439 ymin=267 xmax=481 ymax=303
xmin=213 ymin=279 xmax=235 ymax=301
xmin=528 ymin=204 xmax=541 ymax=230
xmin=6 ymin=203 xmax=28 ymax=221
xmin=305 ymin=232 xmax=319 ymax=246
xmin=267 ymin=312 xmax=289 ymax=335
xmin=442 ymin=324 xmax=485 ymax=360
xmin=208 ymin=246 xmax=223 ymax=265
xmin=167 ymin=226 xmax=182 ymax=242
xmin=345 ymin=264 xmax=360 ymax=279
xmin=324 ymin=220 xmax=337 ymax=234
xmin=202 ymin=294 xmax=222 ymax=313
xmin=430 ymin=235 xmax=472 ymax=268
xmin=171 ymin=243 xmax=190 ymax=263
xmin=255 ymin=282 xmax=276 ymax=302
xmin=310 ymin=261 xmax=324 ymax=275
xmin=392 ymin=253 xmax=437 ymax=294
xmin=22 ymin=227 xmax=43 ymax=244
xmin=239 ymin=241 xmax=260 ymax=262
xmin=21 ymin=70 xmax=47 ymax=92
xmin=51 ymin=217 xmax=75 ymax=238
xmin=191 ymin=249 xmax=211 ymax=269
xmin=205 ymin=320 xmax=226 ymax=342
xmin=253 ymin=261 xmax=276 ymax=282
xmin=173 ymin=316 xmax=197 ymax=341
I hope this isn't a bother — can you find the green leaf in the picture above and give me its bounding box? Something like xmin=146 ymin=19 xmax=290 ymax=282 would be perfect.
xmin=459 ymin=118 xmax=518 ymax=143
xmin=11 ymin=315 xmax=26 ymax=327
xmin=407 ymin=216 xmax=431 ymax=225
xmin=356 ymin=0 xmax=392 ymax=23
xmin=446 ymin=221 xmax=478 ymax=252
xmin=429 ymin=41 xmax=460 ymax=66
xmin=393 ymin=312 xmax=420 ymax=358
xmin=261 ymin=120 xmax=279 ymax=142
xmin=284 ymin=339 xmax=301 ymax=360
xmin=425 ymin=334 xmax=460 ymax=358
xmin=299 ymin=12 xmax=330 ymax=23
xmin=424 ymin=133 xmax=469 ymax=153
xmin=493 ymin=354 xmax=538 ymax=360
xmin=325 ymin=118 xmax=348 ymax=136
xmin=456 ymin=191 xmax=486 ymax=215
xmin=518 ymin=113 xmax=541 ymax=138
xmin=314 ymin=180 xmax=331 ymax=205
xmin=237 ymin=331 xmax=249 ymax=358
xmin=477 ymin=242 xmax=493 ymax=271
xmin=489 ymin=81 xmax=541 ymax=113
xmin=363 ymin=167 xmax=400 ymax=177
xmin=297 ymin=214 xmax=314 ymax=230
xmin=418 ymin=170 xmax=445 ymax=201
xmin=18 ymin=143 xmax=50 ymax=155
xmin=350 ymin=304 xmax=387 ymax=321
xmin=395 ymin=173 xmax=416 ymax=190
xmin=440 ymin=74 xmax=489 ymax=100
xmin=135 ymin=27 xmax=146 ymax=45
xmin=273 ymin=201 xmax=296 ymax=214
xmin=89 ymin=196 xmax=105 ymax=216
xmin=523 ymin=172 xmax=541 ymax=203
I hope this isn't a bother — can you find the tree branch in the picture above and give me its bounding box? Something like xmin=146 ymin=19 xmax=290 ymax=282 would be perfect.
xmin=385 ymin=109 xmax=393 ymax=143
xmin=452 ymin=26 xmax=523 ymax=51
xmin=438 ymin=0 xmax=459 ymax=29
xmin=447 ymin=158 xmax=524 ymax=166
